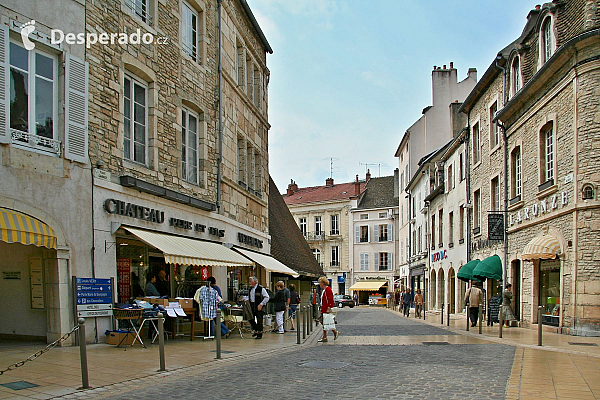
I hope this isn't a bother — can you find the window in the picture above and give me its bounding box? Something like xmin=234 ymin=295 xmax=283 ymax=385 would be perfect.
xmin=376 ymin=224 xmax=392 ymax=242
xmin=448 ymin=211 xmax=454 ymax=245
xmin=459 ymin=151 xmax=465 ymax=181
xmin=540 ymin=122 xmax=554 ymax=184
xmin=491 ymin=176 xmax=500 ymax=211
xmin=459 ymin=206 xmax=464 ymax=242
xmin=412 ymin=197 xmax=416 ymax=218
xmin=582 ymin=185 xmax=595 ymax=200
xmin=9 ymin=42 xmax=57 ymax=146
xmin=417 ymin=226 xmax=422 ymax=253
xmin=360 ymin=253 xmax=369 ymax=271
xmin=237 ymin=137 xmax=246 ymax=186
xmin=490 ymin=101 xmax=499 ymax=148
xmin=124 ymin=74 xmax=147 ymax=164
xmin=254 ymin=151 xmax=262 ymax=194
xmin=236 ymin=40 xmax=245 ymax=87
xmin=331 ymin=246 xmax=340 ymax=266
xmin=378 ymin=253 xmax=392 ymax=271
xmin=379 ymin=212 xmax=387 ymax=218
xmin=124 ymin=0 xmax=152 ymax=24
xmin=510 ymin=56 xmax=521 ymax=97
xmin=360 ymin=214 xmax=369 ymax=220
xmin=359 ymin=226 xmax=369 ymax=243
xmin=182 ymin=1 xmax=199 ymax=62
xmin=431 ymin=215 xmax=436 ymax=249
xmin=253 ymin=66 xmax=261 ymax=109
xmin=246 ymin=58 xmax=254 ymax=100
xmin=541 ymin=17 xmax=554 ymax=65
xmin=474 ymin=189 xmax=481 ymax=230
xmin=438 ymin=209 xmax=443 ymax=247
xmin=401 ymin=240 xmax=404 ymax=263
xmin=315 ymin=216 xmax=322 ymax=235
xmin=473 ymin=122 xmax=481 ymax=164
xmin=330 ymin=215 xmax=339 ymax=235
xmin=511 ymin=147 xmax=522 ymax=199
xmin=181 ymin=108 xmax=199 ymax=184
xmin=447 ymin=164 xmax=453 ymax=190
xmin=412 ymin=229 xmax=416 ymax=256
xmin=299 ymin=218 xmax=307 ymax=236
xmin=247 ymin=146 xmax=255 ymax=190
xmin=312 ymin=249 xmax=321 ymax=264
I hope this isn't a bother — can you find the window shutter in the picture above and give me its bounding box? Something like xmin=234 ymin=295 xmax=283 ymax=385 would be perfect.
xmin=237 ymin=47 xmax=245 ymax=87
xmin=388 ymin=253 xmax=393 ymax=270
xmin=0 ymin=25 xmax=9 ymax=143
xmin=373 ymin=253 xmax=378 ymax=271
xmin=388 ymin=223 xmax=393 ymax=241
xmin=64 ymin=54 xmax=88 ymax=163
xmin=373 ymin=225 xmax=379 ymax=242
xmin=355 ymin=226 xmax=360 ymax=243
xmin=365 ymin=253 xmax=369 ymax=270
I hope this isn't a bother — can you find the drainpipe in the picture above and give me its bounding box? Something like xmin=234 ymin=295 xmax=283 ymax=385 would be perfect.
xmin=216 ymin=0 xmax=224 ymax=211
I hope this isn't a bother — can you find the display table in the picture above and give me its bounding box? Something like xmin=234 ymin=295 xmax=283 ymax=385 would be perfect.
xmin=113 ymin=308 xmax=144 ymax=348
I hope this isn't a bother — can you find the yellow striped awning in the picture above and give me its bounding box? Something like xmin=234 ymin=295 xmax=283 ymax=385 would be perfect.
xmin=123 ymin=227 xmax=254 ymax=267
xmin=349 ymin=280 xmax=388 ymax=291
xmin=522 ymin=235 xmax=561 ymax=261
xmin=0 ymin=207 xmax=57 ymax=249
xmin=235 ymin=247 xmax=300 ymax=278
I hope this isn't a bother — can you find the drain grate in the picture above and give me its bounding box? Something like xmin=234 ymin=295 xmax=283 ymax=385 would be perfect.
xmin=568 ymin=342 xmax=598 ymax=346
xmin=1 ymin=381 xmax=39 ymax=391
xmin=300 ymin=361 xmax=350 ymax=369
xmin=422 ymin=341 xmax=451 ymax=345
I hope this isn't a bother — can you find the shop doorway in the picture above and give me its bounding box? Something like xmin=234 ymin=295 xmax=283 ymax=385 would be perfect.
xmin=539 ymin=259 xmax=560 ymax=326
xmin=438 ymin=268 xmax=445 ymax=309
xmin=512 ymin=260 xmax=521 ymax=319
xmin=430 ymin=270 xmax=437 ymax=310
xmin=448 ymin=268 xmax=456 ymax=313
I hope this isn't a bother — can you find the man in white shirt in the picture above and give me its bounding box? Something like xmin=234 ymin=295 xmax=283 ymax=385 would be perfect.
xmin=249 ymin=276 xmax=269 ymax=339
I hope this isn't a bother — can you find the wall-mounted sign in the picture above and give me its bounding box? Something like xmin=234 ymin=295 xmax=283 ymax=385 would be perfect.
xmin=104 ymin=199 xmax=165 ymax=223
xmin=2 ymin=271 xmax=21 ymax=280
xmin=169 ymin=218 xmax=225 ymax=237
xmin=93 ymin=168 xmax=111 ymax=181
xmin=431 ymin=249 xmax=448 ymax=263
xmin=472 ymin=238 xmax=503 ymax=252
xmin=509 ymin=191 xmax=568 ymax=226
xmin=238 ymin=233 xmax=263 ymax=249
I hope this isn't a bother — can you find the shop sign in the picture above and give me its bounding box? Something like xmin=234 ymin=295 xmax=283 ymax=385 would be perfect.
xmin=488 ymin=214 xmax=504 ymax=241
xmin=104 ymin=199 xmax=165 ymax=223
xmin=2 ymin=271 xmax=21 ymax=280
xmin=201 ymin=267 xmax=209 ymax=281
xmin=237 ymin=232 xmax=263 ymax=249
xmin=168 ymin=218 xmax=225 ymax=238
xmin=472 ymin=238 xmax=502 ymax=251
xmin=431 ymin=250 xmax=447 ymax=263
xmin=117 ymin=258 xmax=131 ymax=303
xmin=509 ymin=191 xmax=568 ymax=226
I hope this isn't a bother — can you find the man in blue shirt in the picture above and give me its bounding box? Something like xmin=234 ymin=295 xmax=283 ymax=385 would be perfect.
xmin=207 ymin=276 xmax=231 ymax=338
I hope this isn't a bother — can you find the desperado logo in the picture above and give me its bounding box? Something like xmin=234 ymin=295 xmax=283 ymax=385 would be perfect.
xmin=508 ymin=191 xmax=568 ymax=226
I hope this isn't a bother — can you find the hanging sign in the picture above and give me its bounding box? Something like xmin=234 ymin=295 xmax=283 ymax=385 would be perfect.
xmin=488 ymin=214 xmax=504 ymax=241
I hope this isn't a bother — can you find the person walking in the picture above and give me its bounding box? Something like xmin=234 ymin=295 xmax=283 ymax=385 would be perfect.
xmin=310 ymin=287 xmax=320 ymax=321
xmin=401 ymin=288 xmax=412 ymax=317
xmin=500 ymin=284 xmax=517 ymax=327
xmin=353 ymin=292 xmax=358 ymax=307
xmin=464 ymin=281 xmax=483 ymax=327
xmin=318 ymin=276 xmax=339 ymax=342
xmin=248 ymin=276 xmax=269 ymax=339
xmin=206 ymin=276 xmax=231 ymax=338
xmin=288 ymin=284 xmax=300 ymax=331
xmin=414 ymin=289 xmax=424 ymax=318
xmin=270 ymin=282 xmax=287 ymax=334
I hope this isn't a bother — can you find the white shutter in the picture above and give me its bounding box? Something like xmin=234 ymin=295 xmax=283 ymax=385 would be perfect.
xmin=365 ymin=253 xmax=369 ymax=270
xmin=388 ymin=223 xmax=393 ymax=241
xmin=0 ymin=25 xmax=9 ymax=143
xmin=359 ymin=253 xmax=364 ymax=270
xmin=355 ymin=226 xmax=360 ymax=243
xmin=64 ymin=54 xmax=88 ymax=163
xmin=374 ymin=225 xmax=379 ymax=242
xmin=373 ymin=253 xmax=378 ymax=271
xmin=388 ymin=253 xmax=393 ymax=270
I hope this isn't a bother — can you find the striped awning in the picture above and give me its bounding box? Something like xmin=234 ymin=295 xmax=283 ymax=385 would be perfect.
xmin=349 ymin=280 xmax=388 ymax=291
xmin=123 ymin=227 xmax=254 ymax=267
xmin=0 ymin=207 xmax=57 ymax=249
xmin=522 ymin=235 xmax=561 ymax=261
xmin=235 ymin=248 xmax=300 ymax=278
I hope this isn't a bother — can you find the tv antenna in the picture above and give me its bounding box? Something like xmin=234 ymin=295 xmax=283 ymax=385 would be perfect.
xmin=325 ymin=157 xmax=340 ymax=178
xmin=359 ymin=162 xmax=381 ymax=176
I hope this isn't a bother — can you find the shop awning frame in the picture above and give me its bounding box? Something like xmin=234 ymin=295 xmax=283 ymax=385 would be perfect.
xmin=349 ymin=281 xmax=388 ymax=291
xmin=122 ymin=227 xmax=253 ymax=267
xmin=522 ymin=234 xmax=561 ymax=261
xmin=0 ymin=207 xmax=57 ymax=249
xmin=235 ymin=248 xmax=299 ymax=278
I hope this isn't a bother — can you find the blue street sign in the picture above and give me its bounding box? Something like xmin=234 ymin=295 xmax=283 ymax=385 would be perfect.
xmin=76 ymin=297 xmax=112 ymax=305
xmin=76 ymin=278 xmax=111 ymax=285
xmin=75 ymin=277 xmax=113 ymax=306
xmin=76 ymin=285 xmax=112 ymax=292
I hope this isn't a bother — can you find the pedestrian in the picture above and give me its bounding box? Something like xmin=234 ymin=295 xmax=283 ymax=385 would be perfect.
xmin=464 ymin=281 xmax=483 ymax=327
xmin=273 ymin=280 xmax=290 ymax=332
xmin=269 ymin=282 xmax=287 ymax=334
xmin=155 ymin=269 xmax=170 ymax=297
xmin=248 ymin=276 xmax=269 ymax=339
xmin=145 ymin=274 xmax=160 ymax=297
xmin=386 ymin=292 xmax=391 ymax=308
xmin=310 ymin=287 xmax=320 ymax=321
xmin=353 ymin=291 xmax=358 ymax=307
xmin=401 ymin=288 xmax=412 ymax=317
xmin=318 ymin=276 xmax=339 ymax=342
xmin=500 ymin=284 xmax=517 ymax=327
xmin=414 ymin=289 xmax=424 ymax=318
xmin=288 ymin=284 xmax=300 ymax=331
xmin=206 ymin=276 xmax=231 ymax=338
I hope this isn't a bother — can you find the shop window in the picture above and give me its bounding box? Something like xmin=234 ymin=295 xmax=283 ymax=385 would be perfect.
xmin=124 ymin=74 xmax=148 ymax=164
xmin=582 ymin=184 xmax=595 ymax=200
xmin=539 ymin=261 xmax=560 ymax=326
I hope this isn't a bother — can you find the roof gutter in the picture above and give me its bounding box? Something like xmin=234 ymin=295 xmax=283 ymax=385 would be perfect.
xmin=239 ymin=0 xmax=273 ymax=54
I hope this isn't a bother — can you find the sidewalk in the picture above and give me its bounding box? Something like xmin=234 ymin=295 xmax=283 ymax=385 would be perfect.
xmin=0 ymin=325 xmax=317 ymax=400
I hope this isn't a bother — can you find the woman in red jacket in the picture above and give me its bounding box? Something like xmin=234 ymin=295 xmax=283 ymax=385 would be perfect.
xmin=318 ymin=276 xmax=339 ymax=342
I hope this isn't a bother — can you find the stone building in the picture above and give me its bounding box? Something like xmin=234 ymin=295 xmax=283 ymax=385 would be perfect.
xmin=460 ymin=1 xmax=600 ymax=335
xmin=348 ymin=175 xmax=399 ymax=304
xmin=87 ymin=0 xmax=276 ymax=340
xmin=0 ymin=0 xmax=91 ymax=343
xmin=284 ymin=176 xmax=367 ymax=295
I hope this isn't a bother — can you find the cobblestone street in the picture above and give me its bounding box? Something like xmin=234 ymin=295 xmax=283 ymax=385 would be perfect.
xmin=70 ymin=308 xmax=515 ymax=400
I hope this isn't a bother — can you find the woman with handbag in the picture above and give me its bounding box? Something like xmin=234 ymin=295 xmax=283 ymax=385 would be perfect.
xmin=318 ymin=276 xmax=339 ymax=342
xmin=269 ymin=282 xmax=287 ymax=334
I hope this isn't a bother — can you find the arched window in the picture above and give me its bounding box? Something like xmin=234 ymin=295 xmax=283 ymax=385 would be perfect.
xmin=541 ymin=17 xmax=554 ymax=64
xmin=582 ymin=184 xmax=595 ymax=200
xmin=510 ymin=56 xmax=521 ymax=97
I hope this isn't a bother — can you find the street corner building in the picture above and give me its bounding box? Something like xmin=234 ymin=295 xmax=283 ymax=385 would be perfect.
xmin=458 ymin=1 xmax=600 ymax=335
xmin=0 ymin=0 xmax=279 ymax=343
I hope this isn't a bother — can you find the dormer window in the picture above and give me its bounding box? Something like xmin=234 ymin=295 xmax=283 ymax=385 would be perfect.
xmin=541 ymin=16 xmax=554 ymax=65
xmin=510 ymin=56 xmax=522 ymax=98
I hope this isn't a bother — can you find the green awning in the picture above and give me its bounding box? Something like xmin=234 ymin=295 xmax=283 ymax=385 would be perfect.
xmin=472 ymin=255 xmax=503 ymax=281
xmin=457 ymin=260 xmax=481 ymax=282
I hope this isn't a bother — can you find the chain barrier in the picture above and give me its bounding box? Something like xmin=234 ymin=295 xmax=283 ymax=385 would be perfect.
xmin=0 ymin=324 xmax=80 ymax=376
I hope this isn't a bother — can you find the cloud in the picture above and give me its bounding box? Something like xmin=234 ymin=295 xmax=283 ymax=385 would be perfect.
xmin=252 ymin=0 xmax=339 ymax=17
xmin=360 ymin=70 xmax=385 ymax=87
xmin=252 ymin=9 xmax=282 ymax=44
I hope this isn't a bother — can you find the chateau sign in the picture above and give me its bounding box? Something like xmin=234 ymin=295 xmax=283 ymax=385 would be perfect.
xmin=508 ymin=191 xmax=568 ymax=226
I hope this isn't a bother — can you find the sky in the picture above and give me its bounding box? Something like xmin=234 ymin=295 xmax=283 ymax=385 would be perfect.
xmin=247 ymin=0 xmax=537 ymax=192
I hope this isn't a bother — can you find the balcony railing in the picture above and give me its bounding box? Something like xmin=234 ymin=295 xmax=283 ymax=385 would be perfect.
xmin=11 ymin=129 xmax=61 ymax=156
xmin=305 ymin=231 xmax=326 ymax=241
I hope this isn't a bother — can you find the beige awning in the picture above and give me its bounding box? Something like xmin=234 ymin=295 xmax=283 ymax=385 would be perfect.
xmin=235 ymin=248 xmax=299 ymax=278
xmin=522 ymin=234 xmax=561 ymax=261
xmin=123 ymin=227 xmax=253 ymax=267
xmin=349 ymin=280 xmax=388 ymax=291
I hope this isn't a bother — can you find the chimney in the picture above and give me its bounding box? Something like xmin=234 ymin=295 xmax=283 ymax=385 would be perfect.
xmin=394 ymin=168 xmax=399 ymax=198
xmin=535 ymin=4 xmax=541 ymax=10
xmin=443 ymin=64 xmax=447 ymax=69
xmin=354 ymin=175 xmax=361 ymax=195
xmin=325 ymin=177 xmax=334 ymax=187
xmin=287 ymin=179 xmax=298 ymax=196
xmin=366 ymin=169 xmax=371 ymax=182
xmin=450 ymin=62 xmax=454 ymax=69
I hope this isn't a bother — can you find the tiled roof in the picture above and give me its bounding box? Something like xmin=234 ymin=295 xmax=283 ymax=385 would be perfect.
xmin=357 ymin=176 xmax=397 ymax=209
xmin=283 ymin=181 xmax=365 ymax=205
xmin=268 ymin=176 xmax=324 ymax=277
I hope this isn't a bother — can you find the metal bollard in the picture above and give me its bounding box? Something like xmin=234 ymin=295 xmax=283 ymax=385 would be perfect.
xmin=302 ymin=306 xmax=307 ymax=340
xmin=466 ymin=306 xmax=470 ymax=331
xmin=423 ymin=299 xmax=426 ymax=321
xmin=297 ymin=308 xmax=301 ymax=344
xmin=447 ymin=303 xmax=450 ymax=326
xmin=158 ymin=312 xmax=166 ymax=371
xmin=499 ymin=304 xmax=504 ymax=338
xmin=308 ymin=306 xmax=312 ymax=334
xmin=77 ymin=318 xmax=90 ymax=389
xmin=538 ymin=306 xmax=543 ymax=346
xmin=215 ymin=311 xmax=222 ymax=359
xmin=478 ymin=305 xmax=483 ymax=334
xmin=306 ymin=306 xmax=310 ymax=338
xmin=441 ymin=303 xmax=444 ymax=325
